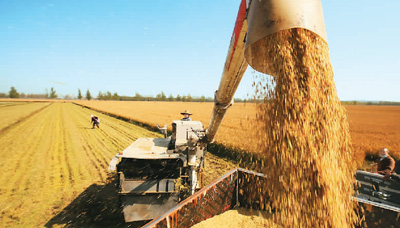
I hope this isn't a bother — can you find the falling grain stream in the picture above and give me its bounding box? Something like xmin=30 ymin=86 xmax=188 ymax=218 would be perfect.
xmin=254 ymin=29 xmax=358 ymax=227
xmin=195 ymin=28 xmax=359 ymax=228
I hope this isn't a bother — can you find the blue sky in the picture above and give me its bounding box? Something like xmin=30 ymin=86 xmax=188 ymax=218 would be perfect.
xmin=1 ymin=0 xmax=399 ymax=101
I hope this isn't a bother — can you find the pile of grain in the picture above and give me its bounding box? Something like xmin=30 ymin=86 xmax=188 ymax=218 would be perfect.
xmin=250 ymin=28 xmax=359 ymax=227
xmin=191 ymin=208 xmax=280 ymax=228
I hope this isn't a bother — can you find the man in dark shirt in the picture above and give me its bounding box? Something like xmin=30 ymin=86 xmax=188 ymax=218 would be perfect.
xmin=377 ymin=148 xmax=395 ymax=179
xmin=91 ymin=115 xmax=100 ymax=129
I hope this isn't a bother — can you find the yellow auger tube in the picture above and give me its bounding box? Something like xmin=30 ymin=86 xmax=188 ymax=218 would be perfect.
xmin=206 ymin=0 xmax=248 ymax=143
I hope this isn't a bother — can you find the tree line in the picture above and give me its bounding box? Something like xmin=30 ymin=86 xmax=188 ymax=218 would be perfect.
xmin=5 ymin=86 xmax=399 ymax=105
xmin=2 ymin=87 xmax=248 ymax=102
xmin=341 ymin=100 xmax=400 ymax=106
xmin=119 ymin=92 xmax=216 ymax=102
xmin=98 ymin=91 xmax=248 ymax=102
xmin=1 ymin=87 xmax=58 ymax=99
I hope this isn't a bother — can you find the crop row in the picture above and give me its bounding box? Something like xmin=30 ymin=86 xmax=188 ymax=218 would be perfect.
xmin=0 ymin=101 xmax=51 ymax=132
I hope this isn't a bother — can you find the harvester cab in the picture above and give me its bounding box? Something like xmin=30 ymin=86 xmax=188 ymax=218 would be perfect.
xmin=109 ymin=120 xmax=206 ymax=222
xmin=168 ymin=120 xmax=206 ymax=152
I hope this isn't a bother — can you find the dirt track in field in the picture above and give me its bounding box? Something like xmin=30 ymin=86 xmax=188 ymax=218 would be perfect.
xmin=0 ymin=102 xmax=237 ymax=228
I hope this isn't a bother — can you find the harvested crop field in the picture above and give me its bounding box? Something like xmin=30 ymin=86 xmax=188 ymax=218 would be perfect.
xmin=0 ymin=101 xmax=237 ymax=227
xmin=345 ymin=105 xmax=400 ymax=163
xmin=0 ymin=101 xmax=50 ymax=132
xmin=75 ymin=100 xmax=400 ymax=167
xmin=1 ymin=100 xmax=398 ymax=227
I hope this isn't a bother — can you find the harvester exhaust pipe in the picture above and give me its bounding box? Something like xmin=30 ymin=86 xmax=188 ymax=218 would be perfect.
xmin=206 ymin=0 xmax=327 ymax=143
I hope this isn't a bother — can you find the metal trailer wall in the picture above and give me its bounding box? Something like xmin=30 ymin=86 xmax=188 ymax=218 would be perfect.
xmin=144 ymin=168 xmax=400 ymax=228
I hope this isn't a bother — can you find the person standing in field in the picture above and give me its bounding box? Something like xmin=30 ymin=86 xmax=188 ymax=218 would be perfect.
xmin=181 ymin=110 xmax=192 ymax=121
xmin=377 ymin=148 xmax=395 ymax=179
xmin=91 ymin=115 xmax=100 ymax=129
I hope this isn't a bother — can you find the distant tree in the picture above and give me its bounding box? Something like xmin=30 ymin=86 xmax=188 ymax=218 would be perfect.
xmin=200 ymin=95 xmax=206 ymax=102
xmin=176 ymin=94 xmax=181 ymax=101
xmin=78 ymin=89 xmax=82 ymax=99
xmin=86 ymin=89 xmax=92 ymax=100
xmin=105 ymin=91 xmax=112 ymax=100
xmin=156 ymin=91 xmax=167 ymax=101
xmin=64 ymin=94 xmax=72 ymax=99
xmin=134 ymin=92 xmax=142 ymax=101
xmin=49 ymin=87 xmax=57 ymax=99
xmin=168 ymin=94 xmax=174 ymax=101
xmin=186 ymin=94 xmax=193 ymax=102
xmin=20 ymin=93 xmax=26 ymax=98
xmin=9 ymin=86 xmax=19 ymax=98
xmin=112 ymin=92 xmax=120 ymax=100
xmin=97 ymin=91 xmax=104 ymax=100
xmin=0 ymin=93 xmax=7 ymax=98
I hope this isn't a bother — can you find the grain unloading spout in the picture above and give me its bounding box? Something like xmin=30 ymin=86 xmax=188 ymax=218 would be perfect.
xmin=206 ymin=0 xmax=327 ymax=143
xmin=244 ymin=0 xmax=327 ymax=75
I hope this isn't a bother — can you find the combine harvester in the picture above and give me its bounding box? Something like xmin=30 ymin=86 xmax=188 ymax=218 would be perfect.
xmin=109 ymin=0 xmax=400 ymax=226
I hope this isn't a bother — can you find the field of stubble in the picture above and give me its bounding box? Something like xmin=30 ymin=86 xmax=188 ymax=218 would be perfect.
xmin=0 ymin=101 xmax=237 ymax=227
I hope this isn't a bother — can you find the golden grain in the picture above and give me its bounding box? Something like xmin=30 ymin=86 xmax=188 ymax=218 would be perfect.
xmin=253 ymin=28 xmax=359 ymax=227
